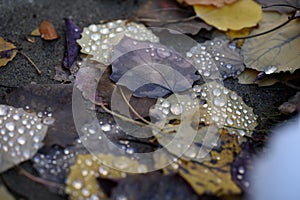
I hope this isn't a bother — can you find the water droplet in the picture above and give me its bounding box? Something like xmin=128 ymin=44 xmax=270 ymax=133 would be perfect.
xmin=226 ymin=63 xmax=232 ymax=69
xmin=213 ymin=98 xmax=226 ymax=107
xmin=226 ymin=117 xmax=234 ymax=125
xmin=186 ymin=52 xmax=193 ymax=57
xmin=72 ymin=180 xmax=83 ymax=189
xmin=99 ymin=166 xmax=109 ymax=176
xmin=264 ymin=66 xmax=277 ymax=74
xmin=17 ymin=136 xmax=26 ymax=145
xmin=5 ymin=122 xmax=15 ymax=131
xmin=100 ymin=28 xmax=109 ymax=34
xmin=170 ymin=103 xmax=183 ymax=115
xmin=113 ymin=157 xmax=129 ymax=169
xmin=0 ymin=105 xmax=8 ymax=116
xmin=212 ymin=88 xmax=221 ymax=97
xmin=238 ymin=166 xmax=245 ymax=174
xmin=12 ymin=114 xmax=21 ymax=120
xmin=91 ymin=33 xmax=100 ymax=41
xmin=43 ymin=117 xmax=55 ymax=125
xmin=100 ymin=123 xmax=111 ymax=132
xmin=89 ymin=24 xmax=98 ymax=32
xmin=156 ymin=48 xmax=171 ymax=58
xmin=81 ymin=188 xmax=90 ymax=197
xmin=230 ymin=93 xmax=238 ymax=100
xmin=161 ymin=100 xmax=170 ymax=108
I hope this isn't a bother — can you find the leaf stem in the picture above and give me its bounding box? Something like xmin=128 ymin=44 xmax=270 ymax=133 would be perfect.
xmin=18 ymin=51 xmax=42 ymax=75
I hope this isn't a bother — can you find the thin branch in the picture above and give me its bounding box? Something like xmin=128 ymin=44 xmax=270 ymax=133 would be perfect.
xmin=18 ymin=51 xmax=42 ymax=75
xmin=16 ymin=166 xmax=64 ymax=190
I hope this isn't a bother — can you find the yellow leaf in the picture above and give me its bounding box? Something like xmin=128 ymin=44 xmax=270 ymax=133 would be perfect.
xmin=0 ymin=185 xmax=14 ymax=200
xmin=226 ymin=27 xmax=253 ymax=47
xmin=194 ymin=0 xmax=262 ymax=31
xmin=0 ymin=37 xmax=17 ymax=67
xmin=242 ymin=12 xmax=300 ymax=73
xmin=65 ymin=154 xmax=148 ymax=200
xmin=30 ymin=27 xmax=41 ymax=36
xmin=178 ymin=130 xmax=241 ymax=196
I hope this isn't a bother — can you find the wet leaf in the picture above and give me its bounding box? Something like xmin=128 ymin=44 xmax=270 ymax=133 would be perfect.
xmin=65 ymin=154 xmax=148 ymax=200
xmin=150 ymin=81 xmax=258 ymax=162
xmin=178 ymin=0 xmax=238 ymax=8
xmin=186 ymin=37 xmax=244 ymax=79
xmin=38 ymin=20 xmax=59 ymax=40
xmin=226 ymin=27 xmax=253 ymax=47
xmin=0 ymin=105 xmax=48 ymax=173
xmin=257 ymin=0 xmax=300 ymax=13
xmin=0 ymin=185 xmax=15 ymax=200
xmin=110 ymin=172 xmax=198 ymax=200
xmin=6 ymin=84 xmax=77 ymax=150
xmin=63 ymin=19 xmax=82 ymax=68
xmin=137 ymin=0 xmax=212 ymax=35
xmin=0 ymin=37 xmax=17 ymax=67
xmin=77 ymin=20 xmax=158 ymax=65
xmin=278 ymin=92 xmax=300 ymax=114
xmin=111 ymin=36 xmax=199 ymax=98
xmin=193 ymin=0 xmax=262 ymax=31
xmin=241 ymin=12 xmax=300 ymax=74
xmin=178 ymin=130 xmax=241 ymax=196
xmin=237 ymin=68 xmax=278 ymax=86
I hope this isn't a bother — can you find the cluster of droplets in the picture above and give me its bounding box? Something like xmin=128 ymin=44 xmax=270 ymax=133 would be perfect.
xmin=195 ymin=82 xmax=258 ymax=138
xmin=0 ymin=105 xmax=48 ymax=172
xmin=186 ymin=38 xmax=244 ymax=79
xmin=77 ymin=20 xmax=159 ymax=65
xmin=65 ymin=154 xmax=148 ymax=200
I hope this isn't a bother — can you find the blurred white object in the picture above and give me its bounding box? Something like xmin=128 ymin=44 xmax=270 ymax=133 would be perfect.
xmin=250 ymin=116 xmax=300 ymax=200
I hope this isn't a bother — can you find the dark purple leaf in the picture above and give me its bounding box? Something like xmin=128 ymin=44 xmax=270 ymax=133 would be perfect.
xmin=110 ymin=36 xmax=200 ymax=98
xmin=63 ymin=18 xmax=82 ymax=68
xmin=0 ymin=48 xmax=16 ymax=59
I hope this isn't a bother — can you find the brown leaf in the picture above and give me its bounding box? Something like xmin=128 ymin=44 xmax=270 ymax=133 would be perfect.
xmin=237 ymin=68 xmax=279 ymax=87
xmin=0 ymin=37 xmax=17 ymax=67
xmin=178 ymin=129 xmax=242 ymax=196
xmin=38 ymin=20 xmax=58 ymax=40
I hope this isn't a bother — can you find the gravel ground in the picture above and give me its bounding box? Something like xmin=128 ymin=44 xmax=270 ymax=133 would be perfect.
xmin=0 ymin=0 xmax=298 ymax=199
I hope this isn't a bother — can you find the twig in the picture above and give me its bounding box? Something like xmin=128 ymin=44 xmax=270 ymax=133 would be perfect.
xmin=18 ymin=51 xmax=42 ymax=75
xmin=281 ymin=81 xmax=300 ymax=90
xmin=16 ymin=165 xmax=64 ymax=190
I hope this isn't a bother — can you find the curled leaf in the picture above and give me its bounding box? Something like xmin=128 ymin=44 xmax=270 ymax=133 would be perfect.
xmin=194 ymin=0 xmax=262 ymax=31
xmin=237 ymin=68 xmax=278 ymax=86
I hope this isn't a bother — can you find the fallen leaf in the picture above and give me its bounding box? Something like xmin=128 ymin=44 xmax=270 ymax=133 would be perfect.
xmin=6 ymin=84 xmax=77 ymax=150
xmin=65 ymin=154 xmax=148 ymax=200
xmin=237 ymin=68 xmax=278 ymax=86
xmin=257 ymin=0 xmax=300 ymax=13
xmin=149 ymin=82 xmax=258 ymax=162
xmin=278 ymin=92 xmax=300 ymax=114
xmin=241 ymin=12 xmax=300 ymax=74
xmin=0 ymin=185 xmax=15 ymax=200
xmin=110 ymin=172 xmax=198 ymax=200
xmin=178 ymin=0 xmax=238 ymax=8
xmin=226 ymin=27 xmax=253 ymax=47
xmin=178 ymin=129 xmax=242 ymax=196
xmin=137 ymin=0 xmax=212 ymax=35
xmin=0 ymin=37 xmax=17 ymax=67
xmin=193 ymin=0 xmax=262 ymax=31
xmin=63 ymin=19 xmax=82 ymax=68
xmin=39 ymin=20 xmax=58 ymax=40
xmin=0 ymin=104 xmax=48 ymax=173
xmin=186 ymin=37 xmax=245 ymax=79
xmin=111 ymin=36 xmax=199 ymax=98
xmin=77 ymin=20 xmax=159 ymax=65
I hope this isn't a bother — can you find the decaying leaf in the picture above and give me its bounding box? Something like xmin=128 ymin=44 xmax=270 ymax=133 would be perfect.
xmin=186 ymin=37 xmax=244 ymax=79
xmin=257 ymin=0 xmax=300 ymax=13
xmin=6 ymin=84 xmax=77 ymax=150
xmin=193 ymin=0 xmax=262 ymax=31
xmin=137 ymin=0 xmax=212 ymax=35
xmin=0 ymin=104 xmax=48 ymax=173
xmin=111 ymin=36 xmax=200 ymax=98
xmin=77 ymin=20 xmax=158 ymax=65
xmin=237 ymin=68 xmax=278 ymax=86
xmin=178 ymin=0 xmax=238 ymax=8
xmin=38 ymin=20 xmax=59 ymax=40
xmin=278 ymin=92 xmax=300 ymax=114
xmin=30 ymin=28 xmax=41 ymax=36
xmin=242 ymin=12 xmax=300 ymax=74
xmin=65 ymin=154 xmax=148 ymax=200
xmin=178 ymin=130 xmax=241 ymax=196
xmin=63 ymin=19 xmax=82 ymax=68
xmin=0 ymin=185 xmax=15 ymax=200
xmin=0 ymin=37 xmax=17 ymax=67
xmin=110 ymin=172 xmax=198 ymax=200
